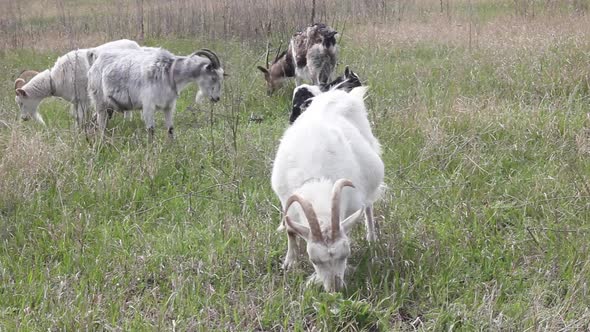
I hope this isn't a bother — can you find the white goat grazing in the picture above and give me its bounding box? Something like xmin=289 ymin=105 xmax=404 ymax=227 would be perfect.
xmin=271 ymin=86 xmax=384 ymax=292
xmin=87 ymin=48 xmax=224 ymax=140
xmin=14 ymin=39 xmax=140 ymax=126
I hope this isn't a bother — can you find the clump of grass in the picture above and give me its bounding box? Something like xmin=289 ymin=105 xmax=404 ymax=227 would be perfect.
xmin=304 ymin=293 xmax=386 ymax=331
xmin=0 ymin=128 xmax=65 ymax=215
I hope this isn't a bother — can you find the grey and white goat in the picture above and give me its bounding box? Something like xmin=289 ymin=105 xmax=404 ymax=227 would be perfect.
xmin=87 ymin=48 xmax=224 ymax=140
xmin=14 ymin=39 xmax=141 ymax=126
xmin=257 ymin=23 xmax=337 ymax=95
xmin=290 ymin=66 xmax=362 ymax=123
xmin=271 ymin=86 xmax=384 ymax=292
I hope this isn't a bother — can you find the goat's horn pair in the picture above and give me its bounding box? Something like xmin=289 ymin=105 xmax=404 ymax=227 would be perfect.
xmin=285 ymin=194 xmax=322 ymax=242
xmin=331 ymin=179 xmax=355 ymax=240
xmin=194 ymin=49 xmax=220 ymax=69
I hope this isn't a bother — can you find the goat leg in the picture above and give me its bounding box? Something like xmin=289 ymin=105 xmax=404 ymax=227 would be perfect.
xmin=164 ymin=105 xmax=175 ymax=140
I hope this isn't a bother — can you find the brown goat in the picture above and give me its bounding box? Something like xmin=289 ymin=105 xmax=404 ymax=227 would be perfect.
xmin=257 ymin=23 xmax=337 ymax=95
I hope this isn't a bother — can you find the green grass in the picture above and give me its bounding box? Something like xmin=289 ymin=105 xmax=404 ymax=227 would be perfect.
xmin=1 ymin=24 xmax=590 ymax=331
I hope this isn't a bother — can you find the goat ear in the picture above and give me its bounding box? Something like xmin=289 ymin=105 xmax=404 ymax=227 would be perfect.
xmin=301 ymin=98 xmax=313 ymax=110
xmin=341 ymin=207 xmax=365 ymax=234
xmin=285 ymin=216 xmax=310 ymax=241
xmin=344 ymin=66 xmax=350 ymax=78
xmin=16 ymin=88 xmax=27 ymax=97
xmin=223 ymin=73 xmax=230 ymax=77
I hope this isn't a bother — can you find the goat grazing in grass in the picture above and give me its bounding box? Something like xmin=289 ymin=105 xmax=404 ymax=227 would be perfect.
xmin=87 ymin=48 xmax=224 ymax=141
xmin=258 ymin=23 xmax=337 ymax=95
xmin=271 ymin=86 xmax=384 ymax=292
xmin=14 ymin=39 xmax=141 ymax=126
xmin=13 ymin=70 xmax=40 ymax=121
xmin=290 ymin=66 xmax=362 ymax=123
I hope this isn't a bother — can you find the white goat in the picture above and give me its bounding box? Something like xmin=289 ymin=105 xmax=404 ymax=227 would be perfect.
xmin=87 ymin=48 xmax=224 ymax=141
xmin=14 ymin=39 xmax=141 ymax=126
xmin=271 ymin=86 xmax=384 ymax=292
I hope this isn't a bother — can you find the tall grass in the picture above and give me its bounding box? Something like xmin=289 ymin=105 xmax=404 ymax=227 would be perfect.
xmin=1 ymin=0 xmax=589 ymax=51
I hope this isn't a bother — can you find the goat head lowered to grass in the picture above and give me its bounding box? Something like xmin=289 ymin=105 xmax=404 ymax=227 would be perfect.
xmin=282 ymin=180 xmax=367 ymax=292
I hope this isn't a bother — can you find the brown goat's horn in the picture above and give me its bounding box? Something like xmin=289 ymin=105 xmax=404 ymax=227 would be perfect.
xmin=194 ymin=49 xmax=220 ymax=69
xmin=14 ymin=78 xmax=26 ymax=90
xmin=330 ymin=179 xmax=355 ymax=241
xmin=285 ymin=194 xmax=322 ymax=242
xmin=274 ymin=43 xmax=283 ymax=63
xmin=264 ymin=40 xmax=270 ymax=69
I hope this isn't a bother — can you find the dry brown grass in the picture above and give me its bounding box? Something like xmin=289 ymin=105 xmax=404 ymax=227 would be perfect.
xmin=5 ymin=0 xmax=589 ymax=51
xmin=349 ymin=13 xmax=590 ymax=51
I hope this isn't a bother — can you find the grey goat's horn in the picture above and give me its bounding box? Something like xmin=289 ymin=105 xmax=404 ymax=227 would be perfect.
xmin=194 ymin=49 xmax=220 ymax=69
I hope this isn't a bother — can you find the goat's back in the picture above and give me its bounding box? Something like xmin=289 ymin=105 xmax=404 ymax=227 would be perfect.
xmin=88 ymin=48 xmax=177 ymax=111
xmin=272 ymin=88 xmax=383 ymax=203
xmin=50 ymin=49 xmax=92 ymax=102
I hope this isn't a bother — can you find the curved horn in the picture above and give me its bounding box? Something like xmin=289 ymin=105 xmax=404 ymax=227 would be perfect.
xmin=285 ymin=194 xmax=322 ymax=242
xmin=274 ymin=43 xmax=283 ymax=63
xmin=14 ymin=78 xmax=26 ymax=90
xmin=264 ymin=40 xmax=270 ymax=69
xmin=331 ymin=179 xmax=355 ymax=240
xmin=194 ymin=49 xmax=220 ymax=69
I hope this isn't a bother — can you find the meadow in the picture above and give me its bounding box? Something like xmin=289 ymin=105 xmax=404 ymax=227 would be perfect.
xmin=1 ymin=0 xmax=590 ymax=330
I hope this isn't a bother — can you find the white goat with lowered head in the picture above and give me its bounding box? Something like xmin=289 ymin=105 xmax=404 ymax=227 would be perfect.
xmin=14 ymin=39 xmax=140 ymax=126
xmin=271 ymin=86 xmax=384 ymax=292
xmin=87 ymin=48 xmax=225 ymax=141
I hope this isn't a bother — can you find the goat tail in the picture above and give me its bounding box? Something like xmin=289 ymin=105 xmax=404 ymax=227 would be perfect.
xmin=349 ymin=86 xmax=368 ymax=100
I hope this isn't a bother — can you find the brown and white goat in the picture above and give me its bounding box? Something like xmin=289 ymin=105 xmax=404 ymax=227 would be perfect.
xmin=257 ymin=23 xmax=337 ymax=95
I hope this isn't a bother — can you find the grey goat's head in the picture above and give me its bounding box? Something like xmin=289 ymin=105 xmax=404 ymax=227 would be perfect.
xmin=191 ymin=49 xmax=226 ymax=103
